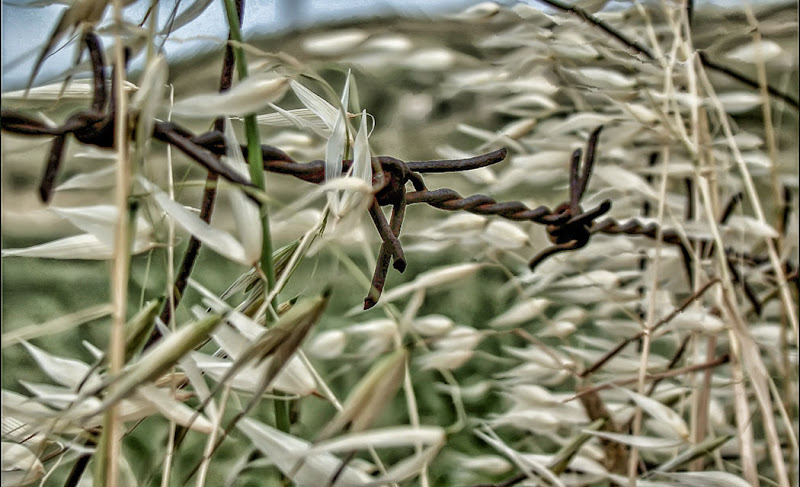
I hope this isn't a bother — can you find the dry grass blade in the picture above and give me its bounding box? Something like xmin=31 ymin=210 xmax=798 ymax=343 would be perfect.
xmin=652 ymin=470 xmax=754 ymax=487
xmin=307 ymin=426 xmax=444 ymax=455
xmin=1 ymin=304 xmax=114 ymax=348
xmin=122 ymin=298 xmax=163 ymax=362
xmin=1 ymin=206 xmax=156 ymax=260
xmin=236 ymin=417 xmax=373 ymax=487
xmin=650 ymin=434 xmax=734 ymax=473
xmin=131 ymin=54 xmax=168 ymax=154
xmin=1 ymin=441 xmax=46 ymax=486
xmin=20 ymin=341 xmax=99 ymax=390
xmin=84 ymin=313 xmax=224 ymax=415
xmin=316 ymin=347 xmax=408 ymax=441
xmin=548 ymin=418 xmax=605 ymax=474
xmin=141 ymin=176 xmax=258 ymax=266
xmin=582 ymin=430 xmax=684 ymax=450
xmin=180 ymin=291 xmax=329 ymax=484
xmin=172 ymin=73 xmax=290 ymax=117
xmin=205 ymin=291 xmax=330 ymax=396
xmin=617 ymin=387 xmax=689 ymax=439
xmin=25 ymin=0 xmax=109 ymax=94
xmin=73 ymin=298 xmax=164 ymax=385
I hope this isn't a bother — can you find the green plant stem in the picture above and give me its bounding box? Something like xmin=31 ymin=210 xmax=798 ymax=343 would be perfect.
xmin=222 ymin=0 xmax=288 ymax=435
xmin=222 ymin=0 xmax=276 ymax=306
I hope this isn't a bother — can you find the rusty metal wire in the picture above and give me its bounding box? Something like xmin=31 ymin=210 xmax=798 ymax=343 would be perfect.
xmin=2 ymin=29 xmax=795 ymax=316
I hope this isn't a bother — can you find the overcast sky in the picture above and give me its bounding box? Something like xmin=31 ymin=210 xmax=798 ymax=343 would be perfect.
xmin=1 ymin=0 xmax=487 ymax=91
xmin=1 ymin=0 xmax=767 ymax=92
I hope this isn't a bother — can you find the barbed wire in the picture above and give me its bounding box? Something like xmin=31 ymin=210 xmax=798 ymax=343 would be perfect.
xmin=2 ymin=28 xmax=795 ymax=319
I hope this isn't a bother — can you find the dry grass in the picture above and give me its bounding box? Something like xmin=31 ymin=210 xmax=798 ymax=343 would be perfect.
xmin=1 ymin=1 xmax=797 ymax=486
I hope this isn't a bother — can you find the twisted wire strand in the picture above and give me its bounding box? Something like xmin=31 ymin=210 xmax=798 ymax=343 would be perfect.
xmin=406 ymin=189 xmax=684 ymax=241
xmin=406 ymin=189 xmax=567 ymax=224
xmin=592 ymin=218 xmax=682 ymax=245
xmin=5 ymin=103 xmax=791 ymax=283
xmin=404 ymin=188 xmax=761 ymax=260
xmin=407 ymin=185 xmax=796 ymax=295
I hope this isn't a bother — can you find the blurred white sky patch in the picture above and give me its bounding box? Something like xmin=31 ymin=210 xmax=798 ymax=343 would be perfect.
xmin=0 ymin=0 xmax=770 ymax=92
xmin=1 ymin=0 xmax=476 ymax=91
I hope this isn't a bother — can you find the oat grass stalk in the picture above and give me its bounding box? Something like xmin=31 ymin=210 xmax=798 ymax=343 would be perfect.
xmin=695 ymin=48 xmax=795 ymax=486
xmin=696 ymin=53 xmax=799 ymax=340
xmin=222 ymin=0 xmax=288 ymax=437
xmin=98 ymin=0 xmax=133 ymax=485
xmin=670 ymin=4 xmax=718 ymax=475
xmin=221 ymin=0 xmax=276 ymax=299
xmin=161 ymin=80 xmax=179 ymax=487
xmin=743 ymin=4 xmax=785 ymax=222
xmin=628 ymin=5 xmax=687 ymax=483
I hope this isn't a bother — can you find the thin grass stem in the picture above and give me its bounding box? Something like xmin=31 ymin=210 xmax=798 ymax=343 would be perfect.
xmin=696 ymin=53 xmax=799 ymax=342
xmin=222 ymin=0 xmax=286 ymax=438
xmin=161 ymin=82 xmax=178 ymax=487
xmin=101 ymin=1 xmax=133 ymax=485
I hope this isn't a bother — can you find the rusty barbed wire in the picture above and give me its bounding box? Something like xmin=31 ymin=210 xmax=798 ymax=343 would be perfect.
xmin=0 ymin=31 xmax=511 ymax=311
xmin=2 ymin=28 xmax=796 ymax=316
